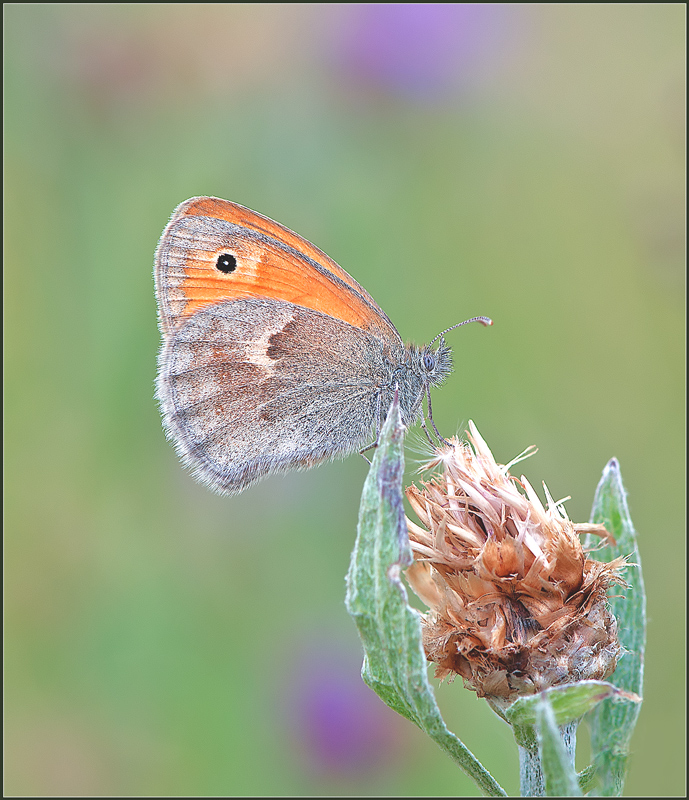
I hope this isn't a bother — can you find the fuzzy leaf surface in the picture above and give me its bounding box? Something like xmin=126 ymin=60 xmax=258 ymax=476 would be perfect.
xmin=505 ymin=681 xmax=639 ymax=729
xmin=584 ymin=458 xmax=646 ymax=796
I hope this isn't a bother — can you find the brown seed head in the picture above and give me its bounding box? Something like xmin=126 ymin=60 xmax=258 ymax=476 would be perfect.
xmin=405 ymin=422 xmax=626 ymax=710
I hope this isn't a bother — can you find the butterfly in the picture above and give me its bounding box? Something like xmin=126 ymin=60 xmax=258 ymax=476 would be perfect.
xmin=154 ymin=196 xmax=490 ymax=494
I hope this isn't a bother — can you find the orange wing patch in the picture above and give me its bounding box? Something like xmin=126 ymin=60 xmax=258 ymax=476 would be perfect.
xmin=181 ymin=197 xmax=379 ymax=303
xmin=155 ymin=197 xmax=400 ymax=342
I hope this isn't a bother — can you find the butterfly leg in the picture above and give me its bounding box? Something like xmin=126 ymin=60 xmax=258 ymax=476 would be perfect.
xmin=425 ymin=389 xmax=452 ymax=447
xmin=358 ymin=445 xmax=374 ymax=465
xmin=419 ymin=410 xmax=437 ymax=447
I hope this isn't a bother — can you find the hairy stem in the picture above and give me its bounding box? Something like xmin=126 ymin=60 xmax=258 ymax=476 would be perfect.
xmin=519 ymin=722 xmax=577 ymax=796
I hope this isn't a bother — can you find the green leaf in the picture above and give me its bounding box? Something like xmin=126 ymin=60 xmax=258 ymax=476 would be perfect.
xmin=584 ymin=458 xmax=646 ymax=796
xmin=534 ymin=697 xmax=582 ymax=796
xmin=345 ymin=397 xmax=506 ymax=797
xmin=505 ymin=681 xmax=640 ymax=729
xmin=508 ymin=682 xmax=639 ymax=796
xmin=577 ymin=764 xmax=598 ymax=795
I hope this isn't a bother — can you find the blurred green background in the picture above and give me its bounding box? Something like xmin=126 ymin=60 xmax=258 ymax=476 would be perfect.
xmin=4 ymin=4 xmax=684 ymax=796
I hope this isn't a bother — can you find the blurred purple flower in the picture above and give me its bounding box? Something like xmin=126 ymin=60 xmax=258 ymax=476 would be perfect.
xmin=331 ymin=3 xmax=515 ymax=102
xmin=284 ymin=640 xmax=407 ymax=776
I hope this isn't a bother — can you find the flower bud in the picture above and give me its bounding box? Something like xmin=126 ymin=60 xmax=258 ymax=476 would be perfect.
xmin=405 ymin=422 xmax=625 ymax=710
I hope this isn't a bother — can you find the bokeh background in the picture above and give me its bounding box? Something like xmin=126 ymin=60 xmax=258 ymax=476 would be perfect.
xmin=5 ymin=4 xmax=684 ymax=796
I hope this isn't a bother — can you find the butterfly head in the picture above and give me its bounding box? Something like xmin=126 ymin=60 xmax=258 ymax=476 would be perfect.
xmin=418 ymin=315 xmax=492 ymax=390
xmin=419 ymin=338 xmax=453 ymax=389
xmin=392 ymin=339 xmax=452 ymax=426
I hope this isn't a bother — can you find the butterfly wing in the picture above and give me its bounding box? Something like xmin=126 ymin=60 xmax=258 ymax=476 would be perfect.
xmin=154 ymin=198 xmax=405 ymax=494
xmin=157 ymin=298 xmax=399 ymax=494
xmin=154 ymin=197 xmax=401 ymax=343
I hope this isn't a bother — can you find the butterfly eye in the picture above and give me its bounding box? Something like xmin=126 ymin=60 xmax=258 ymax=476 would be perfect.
xmin=216 ymin=253 xmax=237 ymax=274
xmin=423 ymin=353 xmax=436 ymax=372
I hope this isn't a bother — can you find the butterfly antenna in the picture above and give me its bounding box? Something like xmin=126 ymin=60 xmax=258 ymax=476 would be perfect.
xmin=429 ymin=316 xmax=493 ymax=346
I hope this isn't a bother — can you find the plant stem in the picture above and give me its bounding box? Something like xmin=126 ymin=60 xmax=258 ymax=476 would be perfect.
xmin=518 ymin=722 xmax=577 ymax=796
xmin=519 ymin=744 xmax=545 ymax=797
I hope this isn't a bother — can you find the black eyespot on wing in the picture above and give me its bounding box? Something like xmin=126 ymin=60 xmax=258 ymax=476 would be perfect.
xmin=216 ymin=253 xmax=237 ymax=273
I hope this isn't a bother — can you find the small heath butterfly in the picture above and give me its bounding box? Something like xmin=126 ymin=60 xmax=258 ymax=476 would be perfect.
xmin=154 ymin=197 xmax=490 ymax=495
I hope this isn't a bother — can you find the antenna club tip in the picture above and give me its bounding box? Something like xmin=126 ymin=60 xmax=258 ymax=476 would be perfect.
xmin=429 ymin=315 xmax=494 ymax=345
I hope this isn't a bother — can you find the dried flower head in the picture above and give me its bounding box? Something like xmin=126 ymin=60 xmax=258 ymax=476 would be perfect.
xmin=405 ymin=422 xmax=626 ymax=710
